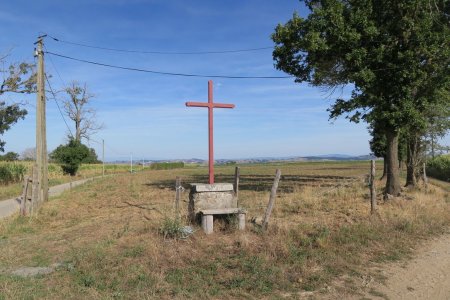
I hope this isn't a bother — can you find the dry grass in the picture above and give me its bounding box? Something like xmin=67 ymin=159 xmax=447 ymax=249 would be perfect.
xmin=0 ymin=161 xmax=449 ymax=299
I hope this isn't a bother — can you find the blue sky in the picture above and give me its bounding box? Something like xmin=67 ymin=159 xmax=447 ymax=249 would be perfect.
xmin=1 ymin=0 xmax=447 ymax=161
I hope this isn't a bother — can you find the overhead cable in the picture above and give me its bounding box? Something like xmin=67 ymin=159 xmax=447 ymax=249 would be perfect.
xmin=48 ymin=34 xmax=273 ymax=55
xmin=44 ymin=73 xmax=74 ymax=138
xmin=45 ymin=51 xmax=292 ymax=79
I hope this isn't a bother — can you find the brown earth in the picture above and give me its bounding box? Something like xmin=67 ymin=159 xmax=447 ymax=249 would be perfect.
xmin=329 ymin=231 xmax=450 ymax=300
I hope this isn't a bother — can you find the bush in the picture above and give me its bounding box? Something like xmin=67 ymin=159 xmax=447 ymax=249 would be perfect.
xmin=50 ymin=140 xmax=91 ymax=176
xmin=427 ymin=155 xmax=450 ymax=182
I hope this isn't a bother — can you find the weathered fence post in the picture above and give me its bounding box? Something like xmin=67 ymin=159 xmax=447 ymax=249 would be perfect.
xmin=422 ymin=162 xmax=428 ymax=188
xmin=175 ymin=177 xmax=181 ymax=221
xmin=20 ymin=176 xmax=29 ymax=216
xmin=370 ymin=160 xmax=377 ymax=214
xmin=31 ymin=165 xmax=39 ymax=214
xmin=233 ymin=166 xmax=240 ymax=203
xmin=262 ymin=169 xmax=281 ymax=230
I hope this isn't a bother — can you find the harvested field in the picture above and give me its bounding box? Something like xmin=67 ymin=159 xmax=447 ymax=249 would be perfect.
xmin=0 ymin=161 xmax=449 ymax=299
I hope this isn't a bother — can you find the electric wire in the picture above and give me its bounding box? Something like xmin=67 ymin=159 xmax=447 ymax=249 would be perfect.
xmin=45 ymin=51 xmax=292 ymax=79
xmin=47 ymin=34 xmax=273 ymax=55
xmin=44 ymin=73 xmax=74 ymax=138
xmin=44 ymin=45 xmax=68 ymax=88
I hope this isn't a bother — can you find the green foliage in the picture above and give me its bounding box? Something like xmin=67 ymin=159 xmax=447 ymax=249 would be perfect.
xmin=0 ymin=102 xmax=27 ymax=152
xmin=82 ymin=147 xmax=101 ymax=164
xmin=50 ymin=139 xmax=91 ymax=176
xmin=0 ymin=162 xmax=26 ymax=185
xmin=150 ymin=162 xmax=184 ymax=170
xmin=272 ymin=0 xmax=450 ymax=194
xmin=427 ymin=155 xmax=450 ymax=182
xmin=0 ymin=61 xmax=35 ymax=152
xmin=272 ymin=1 xmax=449 ymax=130
xmin=159 ymin=217 xmax=184 ymax=239
xmin=0 ymin=151 xmax=19 ymax=161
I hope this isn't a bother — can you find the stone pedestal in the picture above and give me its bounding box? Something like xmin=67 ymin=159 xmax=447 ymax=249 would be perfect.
xmin=188 ymin=183 xmax=236 ymax=221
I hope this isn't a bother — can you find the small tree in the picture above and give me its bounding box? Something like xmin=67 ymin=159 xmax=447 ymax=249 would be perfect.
xmin=50 ymin=139 xmax=90 ymax=176
xmin=64 ymin=82 xmax=102 ymax=142
xmin=20 ymin=147 xmax=36 ymax=161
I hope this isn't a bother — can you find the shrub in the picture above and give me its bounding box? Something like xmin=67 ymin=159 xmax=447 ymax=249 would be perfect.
xmin=159 ymin=217 xmax=184 ymax=239
xmin=50 ymin=140 xmax=91 ymax=176
xmin=427 ymin=155 xmax=450 ymax=182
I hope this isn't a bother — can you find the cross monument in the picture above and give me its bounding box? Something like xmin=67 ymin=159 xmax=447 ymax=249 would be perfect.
xmin=186 ymin=80 xmax=235 ymax=184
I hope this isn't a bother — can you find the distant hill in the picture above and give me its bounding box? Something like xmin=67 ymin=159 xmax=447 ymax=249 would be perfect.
xmin=109 ymin=154 xmax=378 ymax=165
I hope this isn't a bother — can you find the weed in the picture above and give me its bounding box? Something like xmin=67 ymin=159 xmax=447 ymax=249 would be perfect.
xmin=159 ymin=217 xmax=184 ymax=239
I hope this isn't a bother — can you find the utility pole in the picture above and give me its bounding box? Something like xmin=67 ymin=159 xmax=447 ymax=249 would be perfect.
xmin=34 ymin=35 xmax=48 ymax=207
xmin=102 ymin=139 xmax=105 ymax=177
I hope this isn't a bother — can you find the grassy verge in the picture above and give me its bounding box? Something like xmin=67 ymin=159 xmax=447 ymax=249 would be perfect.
xmin=0 ymin=161 xmax=448 ymax=298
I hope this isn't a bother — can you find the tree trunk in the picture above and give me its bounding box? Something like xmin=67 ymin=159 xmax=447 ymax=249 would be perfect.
xmin=431 ymin=135 xmax=435 ymax=159
xmin=406 ymin=133 xmax=421 ymax=187
xmin=380 ymin=155 xmax=387 ymax=180
xmin=385 ymin=129 xmax=401 ymax=197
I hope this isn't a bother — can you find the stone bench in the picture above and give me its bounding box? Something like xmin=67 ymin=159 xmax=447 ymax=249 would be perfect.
xmin=200 ymin=208 xmax=246 ymax=234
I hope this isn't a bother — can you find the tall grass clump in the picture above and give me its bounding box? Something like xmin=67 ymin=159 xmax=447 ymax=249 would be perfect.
xmin=427 ymin=155 xmax=450 ymax=182
xmin=0 ymin=162 xmax=27 ymax=185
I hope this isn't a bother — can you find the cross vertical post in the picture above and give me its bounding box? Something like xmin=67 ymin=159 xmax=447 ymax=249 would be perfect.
xmin=186 ymin=80 xmax=235 ymax=184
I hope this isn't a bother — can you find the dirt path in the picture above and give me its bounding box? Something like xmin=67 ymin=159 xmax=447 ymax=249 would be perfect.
xmin=0 ymin=177 xmax=96 ymax=219
xmin=353 ymin=232 xmax=450 ymax=300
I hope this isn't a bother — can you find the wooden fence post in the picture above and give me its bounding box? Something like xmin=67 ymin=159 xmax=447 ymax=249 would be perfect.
xmin=175 ymin=177 xmax=181 ymax=221
xmin=234 ymin=166 xmax=240 ymax=204
xmin=370 ymin=160 xmax=377 ymax=214
xmin=262 ymin=169 xmax=281 ymax=230
xmin=20 ymin=176 xmax=29 ymax=216
xmin=31 ymin=165 xmax=39 ymax=214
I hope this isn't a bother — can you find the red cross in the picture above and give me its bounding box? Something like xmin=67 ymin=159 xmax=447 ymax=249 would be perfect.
xmin=186 ymin=80 xmax=235 ymax=184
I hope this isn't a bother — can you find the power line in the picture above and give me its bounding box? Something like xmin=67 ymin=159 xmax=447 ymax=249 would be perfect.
xmin=47 ymin=34 xmax=273 ymax=55
xmin=45 ymin=51 xmax=292 ymax=79
xmin=44 ymin=73 xmax=74 ymax=138
xmin=44 ymin=44 xmax=68 ymax=88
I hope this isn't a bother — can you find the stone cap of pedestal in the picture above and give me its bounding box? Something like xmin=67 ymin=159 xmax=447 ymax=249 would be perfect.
xmin=189 ymin=183 xmax=234 ymax=192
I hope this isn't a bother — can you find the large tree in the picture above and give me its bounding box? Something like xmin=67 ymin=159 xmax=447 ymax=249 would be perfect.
xmin=64 ymin=81 xmax=102 ymax=142
xmin=0 ymin=59 xmax=35 ymax=151
xmin=272 ymin=0 xmax=450 ymax=196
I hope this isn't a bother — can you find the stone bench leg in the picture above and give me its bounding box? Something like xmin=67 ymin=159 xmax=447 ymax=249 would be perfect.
xmin=202 ymin=214 xmax=214 ymax=234
xmin=238 ymin=213 xmax=246 ymax=231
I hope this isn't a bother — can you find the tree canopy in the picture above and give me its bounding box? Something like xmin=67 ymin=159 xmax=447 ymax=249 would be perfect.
xmin=272 ymin=0 xmax=450 ymax=195
xmin=0 ymin=60 xmax=35 ymax=152
xmin=50 ymin=139 xmax=92 ymax=176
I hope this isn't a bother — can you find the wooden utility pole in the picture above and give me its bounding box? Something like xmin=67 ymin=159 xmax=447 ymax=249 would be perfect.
xmin=35 ymin=35 xmax=48 ymax=207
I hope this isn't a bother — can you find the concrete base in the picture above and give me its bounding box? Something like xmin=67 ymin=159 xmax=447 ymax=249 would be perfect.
xmin=188 ymin=183 xmax=236 ymax=221
xmin=200 ymin=208 xmax=246 ymax=234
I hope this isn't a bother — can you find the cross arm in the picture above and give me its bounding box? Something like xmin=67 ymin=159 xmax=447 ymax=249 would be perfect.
xmin=213 ymin=103 xmax=235 ymax=109
xmin=186 ymin=101 xmax=209 ymax=107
